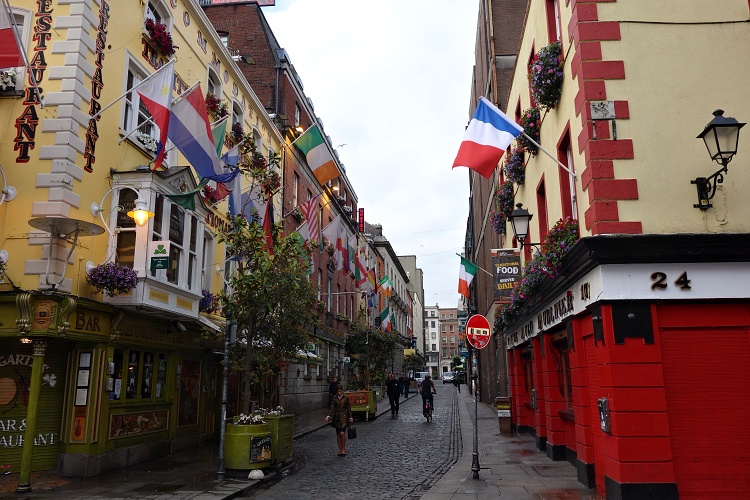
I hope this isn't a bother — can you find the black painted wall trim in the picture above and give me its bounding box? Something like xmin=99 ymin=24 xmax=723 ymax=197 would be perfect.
xmin=605 ymin=476 xmax=678 ymax=500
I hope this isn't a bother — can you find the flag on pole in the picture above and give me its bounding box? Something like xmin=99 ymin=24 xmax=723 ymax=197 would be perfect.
xmin=0 ymin=1 xmax=23 ymax=69
xmin=211 ymin=116 xmax=228 ymax=157
xmin=137 ymin=60 xmax=174 ymax=170
xmin=380 ymin=305 xmax=391 ymax=332
xmin=322 ymin=215 xmax=344 ymax=271
xmin=294 ymin=124 xmax=340 ymax=185
xmin=214 ymin=144 xmax=242 ymax=201
xmin=458 ymin=256 xmax=479 ymax=298
xmin=297 ymin=194 xmax=321 ymax=242
xmin=380 ymin=276 xmax=393 ymax=298
xmin=227 ymin=172 xmax=242 ymax=217
xmin=167 ymin=85 xmax=224 ymax=181
xmin=452 ymin=96 xmax=524 ymax=179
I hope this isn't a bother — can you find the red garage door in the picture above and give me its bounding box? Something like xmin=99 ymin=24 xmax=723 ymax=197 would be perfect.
xmin=660 ymin=327 xmax=750 ymax=499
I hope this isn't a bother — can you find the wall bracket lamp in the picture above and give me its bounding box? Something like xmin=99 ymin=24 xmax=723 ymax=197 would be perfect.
xmin=509 ymin=203 xmax=540 ymax=249
xmin=691 ymin=109 xmax=745 ymax=210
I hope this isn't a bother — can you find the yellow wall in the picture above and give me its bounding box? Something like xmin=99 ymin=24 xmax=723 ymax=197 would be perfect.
xmin=505 ymin=0 xmax=750 ymax=240
xmin=0 ymin=0 xmax=281 ymax=296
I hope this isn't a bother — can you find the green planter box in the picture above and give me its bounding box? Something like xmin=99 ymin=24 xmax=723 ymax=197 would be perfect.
xmin=266 ymin=414 xmax=294 ymax=465
xmin=346 ymin=390 xmax=376 ymax=420
xmin=224 ymin=422 xmax=272 ymax=470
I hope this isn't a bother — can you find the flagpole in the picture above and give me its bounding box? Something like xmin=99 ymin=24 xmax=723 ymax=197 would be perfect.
xmin=457 ymin=253 xmax=493 ymax=277
xmin=3 ymin=0 xmax=42 ymax=108
xmin=117 ymin=81 xmax=201 ymax=145
xmin=90 ymin=59 xmax=177 ymax=121
xmin=519 ymin=130 xmax=576 ymax=178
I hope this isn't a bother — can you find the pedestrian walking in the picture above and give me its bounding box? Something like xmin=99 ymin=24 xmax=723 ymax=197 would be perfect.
xmin=386 ymin=372 xmax=400 ymax=416
xmin=324 ymin=385 xmax=353 ymax=456
xmin=453 ymin=376 xmax=461 ymax=393
xmin=403 ymin=375 xmax=410 ymax=397
xmin=398 ymin=373 xmax=406 ymax=396
xmin=352 ymin=373 xmax=364 ymax=390
xmin=327 ymin=375 xmax=339 ymax=408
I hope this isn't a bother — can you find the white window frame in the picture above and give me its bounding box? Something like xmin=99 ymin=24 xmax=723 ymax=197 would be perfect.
xmin=145 ymin=0 xmax=172 ymax=31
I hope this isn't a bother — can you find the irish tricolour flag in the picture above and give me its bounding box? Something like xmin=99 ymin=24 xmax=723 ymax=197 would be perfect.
xmin=458 ymin=256 xmax=478 ymax=299
xmin=295 ymin=124 xmax=340 ymax=185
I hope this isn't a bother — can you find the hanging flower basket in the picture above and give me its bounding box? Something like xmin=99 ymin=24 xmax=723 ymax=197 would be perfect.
xmin=504 ymin=148 xmax=525 ymax=185
xmin=490 ymin=211 xmax=506 ymax=234
xmin=144 ymin=19 xmax=176 ymax=56
xmin=494 ymin=217 xmax=579 ymax=332
xmin=199 ymin=289 xmax=219 ymax=314
xmin=517 ymin=107 xmax=541 ymax=157
xmin=205 ymin=92 xmax=228 ymax=118
xmin=529 ymin=41 xmax=564 ymax=110
xmin=86 ymin=262 xmax=138 ymax=296
xmin=496 ymin=180 xmax=515 ymax=220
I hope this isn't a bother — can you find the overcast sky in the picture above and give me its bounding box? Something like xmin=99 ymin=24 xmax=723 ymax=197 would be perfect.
xmin=264 ymin=0 xmax=480 ymax=309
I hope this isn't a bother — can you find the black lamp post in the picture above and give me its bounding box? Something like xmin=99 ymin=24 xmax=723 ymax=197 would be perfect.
xmin=509 ymin=203 xmax=539 ymax=248
xmin=692 ymin=109 xmax=745 ymax=210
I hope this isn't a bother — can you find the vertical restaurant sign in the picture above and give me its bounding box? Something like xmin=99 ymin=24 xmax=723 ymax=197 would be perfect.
xmin=14 ymin=0 xmax=53 ymax=162
xmin=83 ymin=0 xmax=111 ymax=173
xmin=492 ymin=249 xmax=521 ymax=300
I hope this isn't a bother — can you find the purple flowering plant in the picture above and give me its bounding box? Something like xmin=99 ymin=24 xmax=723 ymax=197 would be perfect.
xmin=529 ymin=41 xmax=564 ymax=110
xmin=494 ymin=217 xmax=579 ymax=332
xmin=490 ymin=211 xmax=506 ymax=234
xmin=86 ymin=262 xmax=138 ymax=296
xmin=517 ymin=107 xmax=541 ymax=157
xmin=496 ymin=180 xmax=516 ymax=221
xmin=200 ymin=289 xmax=219 ymax=314
xmin=504 ymin=148 xmax=525 ymax=185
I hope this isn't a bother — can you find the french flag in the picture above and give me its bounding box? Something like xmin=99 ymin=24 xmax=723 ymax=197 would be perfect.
xmin=452 ymin=97 xmax=524 ymax=179
xmin=168 ymin=85 xmax=221 ymax=180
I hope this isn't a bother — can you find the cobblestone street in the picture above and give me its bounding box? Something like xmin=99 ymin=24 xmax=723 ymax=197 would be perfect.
xmin=248 ymin=386 xmax=461 ymax=500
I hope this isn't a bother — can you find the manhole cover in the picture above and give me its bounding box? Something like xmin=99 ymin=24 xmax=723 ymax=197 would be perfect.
xmin=131 ymin=483 xmax=185 ymax=493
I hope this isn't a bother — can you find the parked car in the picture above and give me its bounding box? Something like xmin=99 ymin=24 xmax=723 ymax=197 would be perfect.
xmin=415 ymin=371 xmax=429 ymax=388
xmin=442 ymin=371 xmax=455 ymax=384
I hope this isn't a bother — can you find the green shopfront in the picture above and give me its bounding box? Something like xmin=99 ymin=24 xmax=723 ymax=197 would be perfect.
xmin=0 ymin=293 xmax=220 ymax=478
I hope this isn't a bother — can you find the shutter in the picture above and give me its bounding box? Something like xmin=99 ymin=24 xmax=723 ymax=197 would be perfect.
xmin=661 ymin=328 xmax=750 ymax=499
xmin=0 ymin=340 xmax=66 ymax=471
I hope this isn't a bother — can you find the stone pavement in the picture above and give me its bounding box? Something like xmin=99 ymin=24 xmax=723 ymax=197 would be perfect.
xmin=0 ymin=388 xmax=603 ymax=499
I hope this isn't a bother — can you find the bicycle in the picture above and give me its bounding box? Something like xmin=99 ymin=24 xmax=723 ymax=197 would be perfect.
xmin=423 ymin=396 xmax=434 ymax=422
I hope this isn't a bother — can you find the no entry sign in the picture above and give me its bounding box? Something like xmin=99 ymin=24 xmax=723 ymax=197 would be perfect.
xmin=466 ymin=314 xmax=491 ymax=349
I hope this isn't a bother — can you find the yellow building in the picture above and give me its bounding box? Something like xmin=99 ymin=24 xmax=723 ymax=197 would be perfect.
xmin=0 ymin=0 xmax=281 ymax=481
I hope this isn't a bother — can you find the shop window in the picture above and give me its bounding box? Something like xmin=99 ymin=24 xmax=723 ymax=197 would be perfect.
xmin=520 ymin=347 xmax=534 ymax=397
xmin=112 ymin=349 xmax=168 ymax=402
xmin=167 ymin=205 xmax=185 ymax=284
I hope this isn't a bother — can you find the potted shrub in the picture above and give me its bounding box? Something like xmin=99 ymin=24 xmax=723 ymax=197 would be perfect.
xmin=86 ymin=262 xmax=138 ymax=296
xmin=144 ymin=19 xmax=176 ymax=56
xmin=529 ymin=41 xmax=564 ymax=110
xmin=224 ymin=413 xmax=272 ymax=470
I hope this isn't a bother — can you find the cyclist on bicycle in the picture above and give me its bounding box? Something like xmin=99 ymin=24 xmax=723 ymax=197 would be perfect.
xmin=420 ymin=374 xmax=436 ymax=414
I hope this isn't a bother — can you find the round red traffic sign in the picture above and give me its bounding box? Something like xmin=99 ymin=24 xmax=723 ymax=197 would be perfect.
xmin=466 ymin=314 xmax=491 ymax=350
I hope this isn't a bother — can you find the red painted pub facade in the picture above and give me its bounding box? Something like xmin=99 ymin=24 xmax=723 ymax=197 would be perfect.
xmin=503 ymin=234 xmax=750 ymax=500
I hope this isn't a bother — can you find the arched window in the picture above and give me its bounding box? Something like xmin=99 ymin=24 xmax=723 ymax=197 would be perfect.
xmin=145 ymin=1 xmax=171 ymax=29
xmin=207 ymin=67 xmax=221 ymax=97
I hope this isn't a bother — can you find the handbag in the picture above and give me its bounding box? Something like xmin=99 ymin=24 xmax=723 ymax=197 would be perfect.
xmin=347 ymin=425 xmax=357 ymax=439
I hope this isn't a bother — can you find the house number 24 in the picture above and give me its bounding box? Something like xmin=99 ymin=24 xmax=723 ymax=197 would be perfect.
xmin=650 ymin=271 xmax=691 ymax=290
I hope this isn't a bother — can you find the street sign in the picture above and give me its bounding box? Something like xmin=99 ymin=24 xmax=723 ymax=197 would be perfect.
xmin=466 ymin=314 xmax=491 ymax=350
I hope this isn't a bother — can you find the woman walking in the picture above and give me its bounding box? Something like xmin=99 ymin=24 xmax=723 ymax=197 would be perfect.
xmin=324 ymin=385 xmax=354 ymax=456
